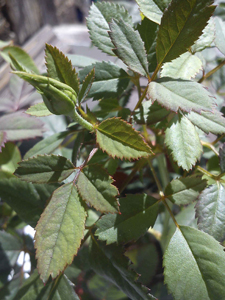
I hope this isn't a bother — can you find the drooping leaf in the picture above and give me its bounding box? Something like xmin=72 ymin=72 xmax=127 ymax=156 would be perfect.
xmin=109 ymin=19 xmax=149 ymax=76
xmin=147 ymin=78 xmax=213 ymax=113
xmin=14 ymin=155 xmax=76 ymax=183
xmin=24 ymin=131 xmax=70 ymax=159
xmin=164 ymin=175 xmax=207 ymax=205
xmin=77 ymin=164 xmax=119 ymax=213
xmin=219 ymin=144 xmax=225 ymax=173
xmin=186 ymin=109 xmax=225 ymax=135
xmin=79 ymin=62 xmax=130 ymax=100
xmin=0 ymin=142 xmax=21 ymax=173
xmin=196 ymin=183 xmax=225 ymax=242
xmin=87 ymin=2 xmax=132 ymax=56
xmin=164 ymin=226 xmax=225 ymax=300
xmin=35 ymin=183 xmax=87 ymax=283
xmin=25 ymin=102 xmax=53 ymax=117
xmin=78 ymin=68 xmax=95 ymax=104
xmin=89 ymin=239 xmax=156 ymax=300
xmin=0 ymin=111 xmax=44 ymax=141
xmin=95 ymin=194 xmax=158 ymax=244
xmin=165 ymin=114 xmax=202 ymax=170
xmin=156 ymin=0 xmax=215 ymax=65
xmin=135 ymin=0 xmax=164 ymax=24
xmin=96 ymin=118 xmax=153 ymax=160
xmin=161 ymin=52 xmax=202 ymax=79
xmin=0 ymin=177 xmax=59 ymax=227
xmin=214 ymin=17 xmax=225 ymax=55
xmin=45 ymin=44 xmax=79 ymax=95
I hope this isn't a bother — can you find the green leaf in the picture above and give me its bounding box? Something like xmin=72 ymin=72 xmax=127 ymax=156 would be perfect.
xmin=0 ymin=132 xmax=6 ymax=152
xmin=156 ymin=0 xmax=215 ymax=65
xmin=196 ymin=183 xmax=225 ymax=242
xmin=67 ymin=54 xmax=98 ymax=68
xmin=0 ymin=142 xmax=21 ymax=173
xmin=147 ymin=78 xmax=213 ymax=113
xmin=135 ymin=0 xmax=164 ymax=24
xmin=0 ymin=45 xmax=39 ymax=74
xmin=165 ymin=175 xmax=207 ymax=205
xmin=45 ymin=44 xmax=79 ymax=95
xmin=214 ymin=17 xmax=225 ymax=55
xmin=77 ymin=164 xmax=119 ymax=213
xmin=164 ymin=226 xmax=225 ymax=300
xmin=14 ymin=155 xmax=75 ymax=183
xmin=87 ymin=2 xmax=132 ymax=56
xmin=78 ymin=68 xmax=95 ymax=104
xmin=0 ymin=177 xmax=59 ymax=227
xmin=89 ymin=239 xmax=156 ymax=300
xmin=24 ymin=131 xmax=70 ymax=159
xmin=219 ymin=144 xmax=225 ymax=173
xmin=96 ymin=118 xmax=153 ymax=160
xmin=35 ymin=183 xmax=86 ymax=283
xmin=25 ymin=102 xmax=53 ymax=117
xmin=0 ymin=231 xmax=22 ymax=272
xmin=161 ymin=52 xmax=202 ymax=79
xmin=79 ymin=62 xmax=130 ymax=100
xmin=186 ymin=109 xmax=225 ymax=135
xmin=165 ymin=114 xmax=202 ymax=170
xmin=109 ymin=19 xmax=149 ymax=76
xmin=95 ymin=194 xmax=158 ymax=244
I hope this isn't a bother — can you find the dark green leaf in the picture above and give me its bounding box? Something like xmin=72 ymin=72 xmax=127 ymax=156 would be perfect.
xmin=78 ymin=68 xmax=95 ymax=104
xmin=14 ymin=155 xmax=75 ymax=183
xmin=25 ymin=102 xmax=53 ymax=117
xmin=87 ymin=2 xmax=132 ymax=55
xmin=77 ymin=164 xmax=119 ymax=213
xmin=95 ymin=194 xmax=158 ymax=244
xmin=96 ymin=118 xmax=153 ymax=160
xmin=156 ymin=0 xmax=215 ymax=65
xmin=164 ymin=226 xmax=225 ymax=300
xmin=196 ymin=183 xmax=225 ymax=242
xmin=35 ymin=183 xmax=87 ymax=282
xmin=219 ymin=144 xmax=225 ymax=173
xmin=165 ymin=175 xmax=207 ymax=205
xmin=109 ymin=19 xmax=149 ymax=76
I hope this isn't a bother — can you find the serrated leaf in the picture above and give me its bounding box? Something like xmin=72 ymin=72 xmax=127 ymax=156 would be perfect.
xmin=77 ymin=164 xmax=119 ymax=213
xmin=109 ymin=19 xmax=149 ymax=76
xmin=14 ymin=155 xmax=75 ymax=183
xmin=95 ymin=194 xmax=158 ymax=244
xmin=0 ymin=142 xmax=21 ymax=173
xmin=135 ymin=0 xmax=164 ymax=24
xmin=89 ymin=239 xmax=156 ymax=300
xmin=219 ymin=144 xmax=225 ymax=173
xmin=45 ymin=44 xmax=79 ymax=94
xmin=79 ymin=62 xmax=130 ymax=100
xmin=165 ymin=175 xmax=207 ymax=205
xmin=186 ymin=109 xmax=225 ymax=135
xmin=24 ymin=131 xmax=70 ymax=159
xmin=35 ymin=183 xmax=86 ymax=283
xmin=165 ymin=114 xmax=202 ymax=170
xmin=96 ymin=118 xmax=153 ymax=160
xmin=87 ymin=2 xmax=132 ymax=55
xmin=147 ymin=78 xmax=213 ymax=113
xmin=0 ymin=177 xmax=59 ymax=227
xmin=25 ymin=102 xmax=53 ymax=117
xmin=161 ymin=52 xmax=202 ymax=80
xmin=196 ymin=183 xmax=225 ymax=242
xmin=164 ymin=226 xmax=225 ymax=300
xmin=0 ymin=111 xmax=44 ymax=141
xmin=78 ymin=68 xmax=95 ymax=104
xmin=214 ymin=17 xmax=225 ymax=55
xmin=156 ymin=0 xmax=215 ymax=65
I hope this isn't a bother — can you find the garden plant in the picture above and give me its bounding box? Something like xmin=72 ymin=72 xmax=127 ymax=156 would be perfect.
xmin=1 ymin=0 xmax=225 ymax=299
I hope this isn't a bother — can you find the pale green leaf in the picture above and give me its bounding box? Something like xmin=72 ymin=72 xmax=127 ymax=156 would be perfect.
xmin=165 ymin=114 xmax=202 ymax=170
xmin=77 ymin=164 xmax=119 ymax=214
xmin=35 ymin=183 xmax=86 ymax=283
xmin=96 ymin=118 xmax=153 ymax=160
xmin=0 ymin=142 xmax=21 ymax=173
xmin=219 ymin=144 xmax=225 ymax=173
xmin=164 ymin=226 xmax=225 ymax=300
xmin=45 ymin=44 xmax=79 ymax=94
xmin=156 ymin=0 xmax=215 ymax=65
xmin=67 ymin=54 xmax=98 ymax=68
xmin=14 ymin=155 xmax=75 ymax=183
xmin=87 ymin=2 xmax=132 ymax=55
xmin=165 ymin=175 xmax=207 ymax=205
xmin=109 ymin=19 xmax=149 ymax=76
xmin=161 ymin=52 xmax=202 ymax=79
xmin=95 ymin=194 xmax=158 ymax=244
xmin=78 ymin=68 xmax=95 ymax=104
xmin=196 ymin=183 xmax=225 ymax=242
xmin=147 ymin=78 xmax=213 ymax=113
xmin=214 ymin=17 xmax=225 ymax=55
xmin=25 ymin=102 xmax=53 ymax=117
xmin=135 ymin=0 xmax=164 ymax=24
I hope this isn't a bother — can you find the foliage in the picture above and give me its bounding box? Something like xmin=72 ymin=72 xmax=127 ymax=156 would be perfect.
xmin=0 ymin=0 xmax=225 ymax=299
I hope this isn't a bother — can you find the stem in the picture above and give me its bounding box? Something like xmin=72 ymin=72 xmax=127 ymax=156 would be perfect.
xmin=148 ymin=158 xmax=164 ymax=197
xmin=198 ymin=60 xmax=225 ymax=83
xmin=212 ymin=133 xmax=225 ymax=145
xmin=197 ymin=165 xmax=215 ymax=178
xmin=201 ymin=141 xmax=219 ymax=156
xmin=162 ymin=199 xmax=179 ymax=228
xmin=151 ymin=63 xmax=161 ymax=81
xmin=70 ymin=108 xmax=93 ymax=131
